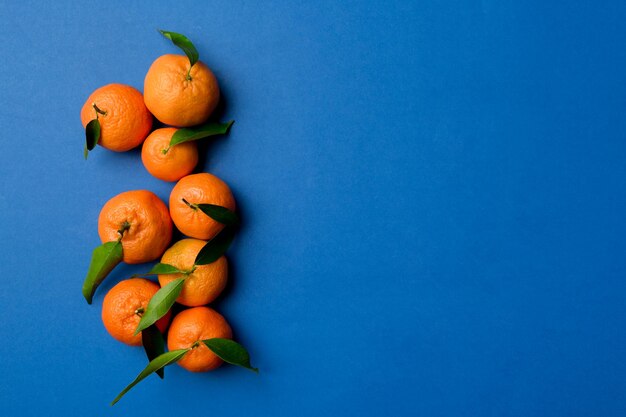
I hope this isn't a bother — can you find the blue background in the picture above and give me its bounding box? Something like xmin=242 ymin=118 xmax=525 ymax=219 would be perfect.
xmin=0 ymin=1 xmax=625 ymax=415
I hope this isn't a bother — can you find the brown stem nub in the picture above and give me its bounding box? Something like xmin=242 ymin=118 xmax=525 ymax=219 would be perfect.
xmin=92 ymin=102 xmax=107 ymax=119
xmin=117 ymin=221 xmax=131 ymax=241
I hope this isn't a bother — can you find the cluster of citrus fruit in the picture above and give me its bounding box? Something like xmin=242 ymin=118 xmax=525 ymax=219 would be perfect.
xmin=79 ymin=30 xmax=256 ymax=405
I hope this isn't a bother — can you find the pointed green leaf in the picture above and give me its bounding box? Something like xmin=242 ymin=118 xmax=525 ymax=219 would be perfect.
xmin=194 ymin=226 xmax=236 ymax=266
xmin=202 ymin=338 xmax=258 ymax=373
xmin=169 ymin=121 xmax=234 ymax=148
xmin=84 ymin=119 xmax=100 ymax=159
xmin=111 ymin=349 xmax=189 ymax=405
xmin=196 ymin=203 xmax=239 ymax=226
xmin=141 ymin=325 xmax=166 ymax=379
xmin=131 ymin=262 xmax=185 ymax=278
xmin=134 ymin=278 xmax=185 ymax=335
xmin=82 ymin=241 xmax=123 ymax=304
xmin=158 ymin=30 xmax=198 ymax=67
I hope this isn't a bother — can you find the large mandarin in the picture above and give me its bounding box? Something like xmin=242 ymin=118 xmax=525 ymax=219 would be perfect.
xmin=144 ymin=54 xmax=220 ymax=127
xmin=98 ymin=190 xmax=173 ymax=264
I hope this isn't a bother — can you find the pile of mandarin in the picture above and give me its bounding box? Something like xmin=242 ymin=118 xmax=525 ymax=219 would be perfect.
xmin=80 ymin=31 xmax=256 ymax=406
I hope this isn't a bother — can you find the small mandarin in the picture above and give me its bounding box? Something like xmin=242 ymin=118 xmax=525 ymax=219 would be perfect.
xmin=141 ymin=128 xmax=199 ymax=182
xmin=169 ymin=173 xmax=236 ymax=240
xmin=102 ymin=278 xmax=171 ymax=346
xmin=98 ymin=190 xmax=173 ymax=264
xmin=80 ymin=84 xmax=152 ymax=152
xmin=167 ymin=306 xmax=233 ymax=372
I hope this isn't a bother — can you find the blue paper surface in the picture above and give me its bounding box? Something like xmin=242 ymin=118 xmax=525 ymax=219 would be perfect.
xmin=0 ymin=1 xmax=625 ymax=415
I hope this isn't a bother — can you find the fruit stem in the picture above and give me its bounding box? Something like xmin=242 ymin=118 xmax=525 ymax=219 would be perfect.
xmin=134 ymin=307 xmax=144 ymax=316
xmin=186 ymin=67 xmax=192 ymax=81
xmin=191 ymin=341 xmax=201 ymax=349
xmin=161 ymin=146 xmax=170 ymax=155
xmin=92 ymin=102 xmax=107 ymax=120
xmin=180 ymin=265 xmax=196 ymax=278
xmin=117 ymin=221 xmax=131 ymax=241
xmin=182 ymin=198 xmax=198 ymax=210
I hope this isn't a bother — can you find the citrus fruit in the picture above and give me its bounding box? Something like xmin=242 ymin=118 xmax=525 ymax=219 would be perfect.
xmin=141 ymin=127 xmax=198 ymax=182
xmin=167 ymin=306 xmax=232 ymax=372
xmin=101 ymin=278 xmax=172 ymax=346
xmin=158 ymin=238 xmax=228 ymax=306
xmin=80 ymin=83 xmax=153 ymax=152
xmin=144 ymin=54 xmax=220 ymax=127
xmin=98 ymin=190 xmax=173 ymax=264
xmin=169 ymin=173 xmax=236 ymax=240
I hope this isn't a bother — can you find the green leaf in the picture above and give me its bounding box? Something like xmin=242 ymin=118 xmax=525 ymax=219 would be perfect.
xmin=111 ymin=349 xmax=189 ymax=405
xmin=194 ymin=226 xmax=236 ymax=266
xmin=169 ymin=121 xmax=234 ymax=148
xmin=202 ymin=338 xmax=258 ymax=373
xmin=196 ymin=203 xmax=239 ymax=226
xmin=82 ymin=241 xmax=123 ymax=304
xmin=131 ymin=262 xmax=185 ymax=277
xmin=141 ymin=325 xmax=166 ymax=379
xmin=84 ymin=119 xmax=101 ymax=159
xmin=158 ymin=30 xmax=199 ymax=67
xmin=134 ymin=278 xmax=185 ymax=335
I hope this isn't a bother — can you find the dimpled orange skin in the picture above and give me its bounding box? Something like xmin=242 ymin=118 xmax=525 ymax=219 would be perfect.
xmin=141 ymin=128 xmax=199 ymax=182
xmin=167 ymin=307 xmax=233 ymax=372
xmin=80 ymin=84 xmax=153 ymax=152
xmin=144 ymin=54 xmax=220 ymax=127
xmin=158 ymin=239 xmax=228 ymax=307
xmin=101 ymin=279 xmax=172 ymax=346
xmin=169 ymin=173 xmax=236 ymax=240
xmin=98 ymin=190 xmax=173 ymax=264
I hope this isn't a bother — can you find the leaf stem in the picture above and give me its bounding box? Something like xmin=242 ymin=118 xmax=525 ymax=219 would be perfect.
xmin=181 ymin=267 xmax=195 ymax=277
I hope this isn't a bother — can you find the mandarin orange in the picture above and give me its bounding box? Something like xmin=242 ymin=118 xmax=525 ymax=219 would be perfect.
xmin=98 ymin=190 xmax=172 ymax=264
xmin=167 ymin=306 xmax=233 ymax=372
xmin=141 ymin=127 xmax=199 ymax=182
xmin=158 ymin=238 xmax=228 ymax=307
xmin=144 ymin=54 xmax=220 ymax=127
xmin=80 ymin=84 xmax=152 ymax=152
xmin=169 ymin=173 xmax=236 ymax=240
xmin=102 ymin=278 xmax=171 ymax=346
